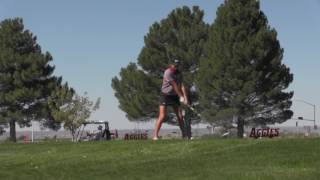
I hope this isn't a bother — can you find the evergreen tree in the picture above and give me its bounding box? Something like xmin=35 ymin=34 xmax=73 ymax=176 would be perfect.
xmin=197 ymin=0 xmax=293 ymax=138
xmin=0 ymin=18 xmax=61 ymax=142
xmin=112 ymin=6 xmax=208 ymax=135
xmin=112 ymin=63 xmax=159 ymax=121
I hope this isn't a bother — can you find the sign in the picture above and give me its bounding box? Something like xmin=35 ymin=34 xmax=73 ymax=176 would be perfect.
xmin=124 ymin=133 xmax=148 ymax=140
xmin=249 ymin=128 xmax=279 ymax=138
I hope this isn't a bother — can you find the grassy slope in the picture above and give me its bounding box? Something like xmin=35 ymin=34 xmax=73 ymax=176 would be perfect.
xmin=0 ymin=138 xmax=319 ymax=180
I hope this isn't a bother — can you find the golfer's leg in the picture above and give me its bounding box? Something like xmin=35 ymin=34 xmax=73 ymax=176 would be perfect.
xmin=153 ymin=105 xmax=166 ymax=139
xmin=173 ymin=105 xmax=185 ymax=138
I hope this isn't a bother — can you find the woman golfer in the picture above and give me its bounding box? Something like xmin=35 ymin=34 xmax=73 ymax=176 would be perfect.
xmin=153 ymin=60 xmax=188 ymax=140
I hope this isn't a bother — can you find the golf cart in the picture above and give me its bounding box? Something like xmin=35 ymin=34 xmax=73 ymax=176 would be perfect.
xmin=78 ymin=121 xmax=117 ymax=141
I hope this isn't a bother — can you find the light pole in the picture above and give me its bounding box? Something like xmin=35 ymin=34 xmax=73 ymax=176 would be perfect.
xmin=294 ymin=99 xmax=316 ymax=129
xmin=31 ymin=121 xmax=34 ymax=143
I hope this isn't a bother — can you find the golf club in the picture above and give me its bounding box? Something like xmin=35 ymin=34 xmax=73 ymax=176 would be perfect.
xmin=184 ymin=103 xmax=201 ymax=118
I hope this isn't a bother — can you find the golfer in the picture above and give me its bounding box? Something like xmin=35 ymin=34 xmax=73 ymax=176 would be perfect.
xmin=153 ymin=59 xmax=188 ymax=140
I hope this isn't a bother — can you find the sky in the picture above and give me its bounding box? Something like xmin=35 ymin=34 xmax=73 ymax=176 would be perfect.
xmin=1 ymin=0 xmax=320 ymax=130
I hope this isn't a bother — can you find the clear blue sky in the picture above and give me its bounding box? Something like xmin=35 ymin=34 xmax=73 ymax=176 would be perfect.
xmin=1 ymin=0 xmax=320 ymax=129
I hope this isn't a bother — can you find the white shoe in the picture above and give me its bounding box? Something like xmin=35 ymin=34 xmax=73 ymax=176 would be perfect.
xmin=152 ymin=137 xmax=159 ymax=141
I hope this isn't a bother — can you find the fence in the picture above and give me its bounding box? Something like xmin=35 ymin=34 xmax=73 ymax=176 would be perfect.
xmin=0 ymin=126 xmax=319 ymax=142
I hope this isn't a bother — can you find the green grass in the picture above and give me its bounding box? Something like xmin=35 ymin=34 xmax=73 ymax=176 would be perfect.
xmin=0 ymin=138 xmax=319 ymax=180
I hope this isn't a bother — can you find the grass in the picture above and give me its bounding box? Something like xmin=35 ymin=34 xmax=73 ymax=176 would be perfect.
xmin=0 ymin=138 xmax=319 ymax=180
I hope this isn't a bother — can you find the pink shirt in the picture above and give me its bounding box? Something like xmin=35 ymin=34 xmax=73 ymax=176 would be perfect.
xmin=161 ymin=68 xmax=181 ymax=95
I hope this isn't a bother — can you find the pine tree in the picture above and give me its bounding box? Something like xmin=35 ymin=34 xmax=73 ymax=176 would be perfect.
xmin=0 ymin=18 xmax=61 ymax=142
xmin=112 ymin=63 xmax=159 ymax=121
xmin=197 ymin=0 xmax=293 ymax=138
xmin=112 ymin=6 xmax=209 ymax=135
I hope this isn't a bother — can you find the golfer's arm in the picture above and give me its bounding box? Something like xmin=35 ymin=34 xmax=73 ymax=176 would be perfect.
xmin=181 ymin=84 xmax=188 ymax=102
xmin=171 ymin=81 xmax=183 ymax=97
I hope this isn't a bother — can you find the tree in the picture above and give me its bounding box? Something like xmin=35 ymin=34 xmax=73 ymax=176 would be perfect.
xmin=0 ymin=18 xmax=62 ymax=142
xmin=112 ymin=63 xmax=159 ymax=121
xmin=197 ymin=0 xmax=293 ymax=138
xmin=46 ymin=82 xmax=75 ymax=130
xmin=50 ymin=91 xmax=100 ymax=142
xmin=112 ymin=6 xmax=208 ymax=136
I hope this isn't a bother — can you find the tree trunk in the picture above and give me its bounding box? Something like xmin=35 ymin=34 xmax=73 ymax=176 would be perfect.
xmin=71 ymin=128 xmax=76 ymax=142
xmin=9 ymin=119 xmax=17 ymax=142
xmin=237 ymin=116 xmax=244 ymax=138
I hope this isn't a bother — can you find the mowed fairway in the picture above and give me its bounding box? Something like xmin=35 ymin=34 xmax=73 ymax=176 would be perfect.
xmin=0 ymin=138 xmax=319 ymax=180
